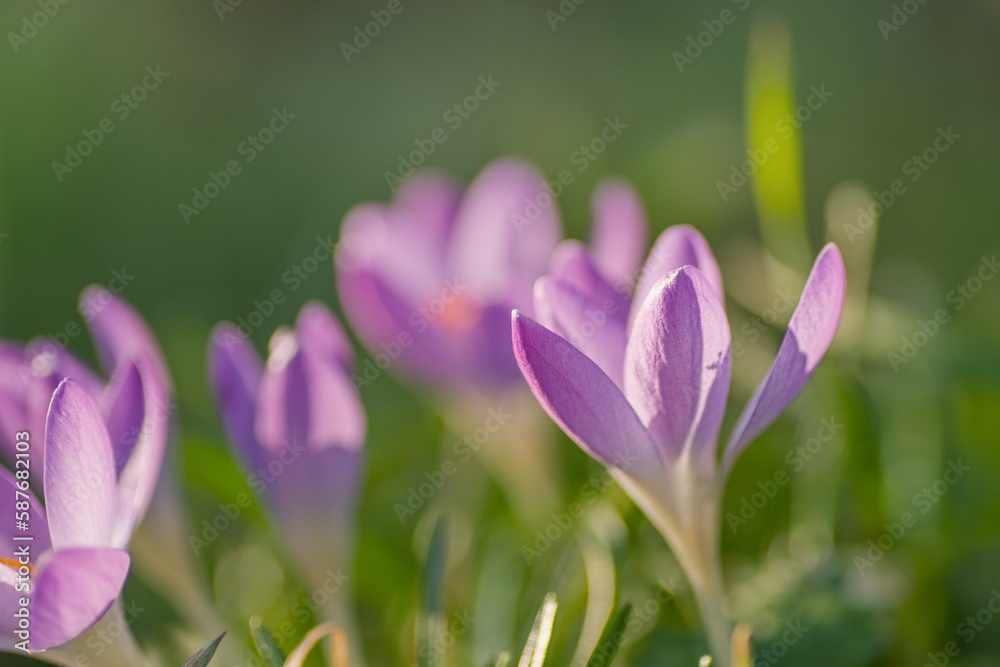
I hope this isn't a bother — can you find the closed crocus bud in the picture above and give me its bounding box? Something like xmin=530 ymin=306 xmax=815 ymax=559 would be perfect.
xmin=208 ymin=302 xmax=365 ymax=604
xmin=0 ymin=380 xmax=144 ymax=665
xmin=335 ymin=158 xmax=562 ymax=394
xmin=514 ymin=225 xmax=846 ymax=666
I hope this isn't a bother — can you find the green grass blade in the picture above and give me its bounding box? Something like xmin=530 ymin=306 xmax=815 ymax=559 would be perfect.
xmin=518 ymin=593 xmax=558 ymax=667
xmin=249 ymin=616 xmax=286 ymax=667
xmin=181 ymin=632 xmax=226 ymax=667
xmin=584 ymin=602 xmax=632 ymax=667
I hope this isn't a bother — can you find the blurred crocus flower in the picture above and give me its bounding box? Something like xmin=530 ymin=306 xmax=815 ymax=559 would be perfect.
xmin=208 ymin=302 xmax=364 ymax=602
xmin=0 ymin=290 xmax=171 ymax=662
xmin=0 ymin=287 xmax=173 ymax=521
xmin=513 ymin=225 xmax=845 ymax=664
xmin=0 ymin=380 xmax=144 ymax=660
xmin=335 ymin=158 xmax=563 ymax=393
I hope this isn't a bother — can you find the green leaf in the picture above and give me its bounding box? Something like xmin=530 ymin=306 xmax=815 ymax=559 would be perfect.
xmin=585 ymin=602 xmax=632 ymax=667
xmin=744 ymin=20 xmax=810 ymax=272
xmin=518 ymin=593 xmax=558 ymax=667
xmin=250 ymin=616 xmax=286 ymax=667
xmin=181 ymin=632 xmax=226 ymax=667
xmin=417 ymin=514 xmax=450 ymax=667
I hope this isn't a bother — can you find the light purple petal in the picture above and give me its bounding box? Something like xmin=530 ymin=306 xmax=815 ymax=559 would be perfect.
xmin=110 ymin=360 xmax=170 ymax=547
xmin=448 ymin=158 xmax=562 ymax=310
xmin=548 ymin=241 xmax=630 ymax=320
xmin=337 ymin=203 xmax=447 ymax=305
xmin=589 ymin=178 xmax=649 ymax=285
xmin=79 ymin=287 xmax=172 ymax=397
xmin=295 ymin=301 xmax=354 ymax=371
xmin=336 ymin=266 xmax=460 ymax=386
xmin=391 ymin=171 xmax=462 ymax=256
xmin=256 ymin=329 xmax=366 ymax=455
xmin=533 ymin=277 xmax=628 ymax=388
xmin=101 ymin=358 xmax=145 ymax=477
xmin=208 ymin=324 xmax=265 ymax=472
xmin=630 ymin=225 xmax=724 ymax=329
xmin=30 ymin=547 xmax=130 ymax=651
xmin=512 ymin=311 xmax=660 ymax=473
xmin=44 ymin=380 xmax=116 ymax=549
xmin=723 ymin=244 xmax=846 ymax=473
xmin=265 ymin=445 xmax=361 ymax=583
xmin=623 ymin=267 xmax=731 ymax=465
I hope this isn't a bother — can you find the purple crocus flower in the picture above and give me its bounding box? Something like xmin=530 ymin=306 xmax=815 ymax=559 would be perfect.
xmin=0 ymin=289 xmax=171 ymax=657
xmin=208 ymin=301 xmax=364 ymax=599
xmin=335 ymin=158 xmax=562 ymax=393
xmin=0 ymin=287 xmax=172 ymax=534
xmin=512 ymin=225 xmax=845 ymax=663
xmin=0 ymin=380 xmax=135 ymax=652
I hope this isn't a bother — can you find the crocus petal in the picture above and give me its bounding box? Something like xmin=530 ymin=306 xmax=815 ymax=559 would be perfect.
xmin=30 ymin=547 xmax=130 ymax=651
xmin=44 ymin=380 xmax=116 ymax=549
xmin=512 ymin=311 xmax=660 ymax=473
xmin=266 ymin=446 xmax=362 ymax=583
xmin=548 ymin=241 xmax=631 ymax=319
xmin=337 ymin=266 xmax=482 ymax=387
xmin=208 ymin=324 xmax=265 ymax=472
xmin=80 ymin=287 xmax=172 ymax=397
xmin=391 ymin=171 xmax=462 ymax=257
xmin=589 ymin=178 xmax=649 ymax=285
xmin=630 ymin=225 xmax=724 ymax=328
xmin=533 ymin=277 xmax=628 ymax=388
xmin=256 ymin=329 xmax=366 ymax=454
xmin=295 ymin=301 xmax=354 ymax=371
xmin=23 ymin=340 xmax=105 ymax=399
xmin=101 ymin=359 xmax=145 ymax=477
xmin=337 ymin=203 xmax=447 ymax=305
xmin=623 ymin=267 xmax=731 ymax=465
xmin=723 ymin=244 xmax=846 ymax=473
xmin=110 ymin=361 xmax=169 ymax=547
xmin=448 ymin=158 xmax=562 ymax=310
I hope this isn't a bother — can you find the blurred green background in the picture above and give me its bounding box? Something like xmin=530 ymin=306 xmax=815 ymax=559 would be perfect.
xmin=1 ymin=0 xmax=998 ymax=665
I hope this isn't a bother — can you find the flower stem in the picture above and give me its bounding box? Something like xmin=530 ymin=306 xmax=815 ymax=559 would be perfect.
xmin=40 ymin=600 xmax=147 ymax=667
